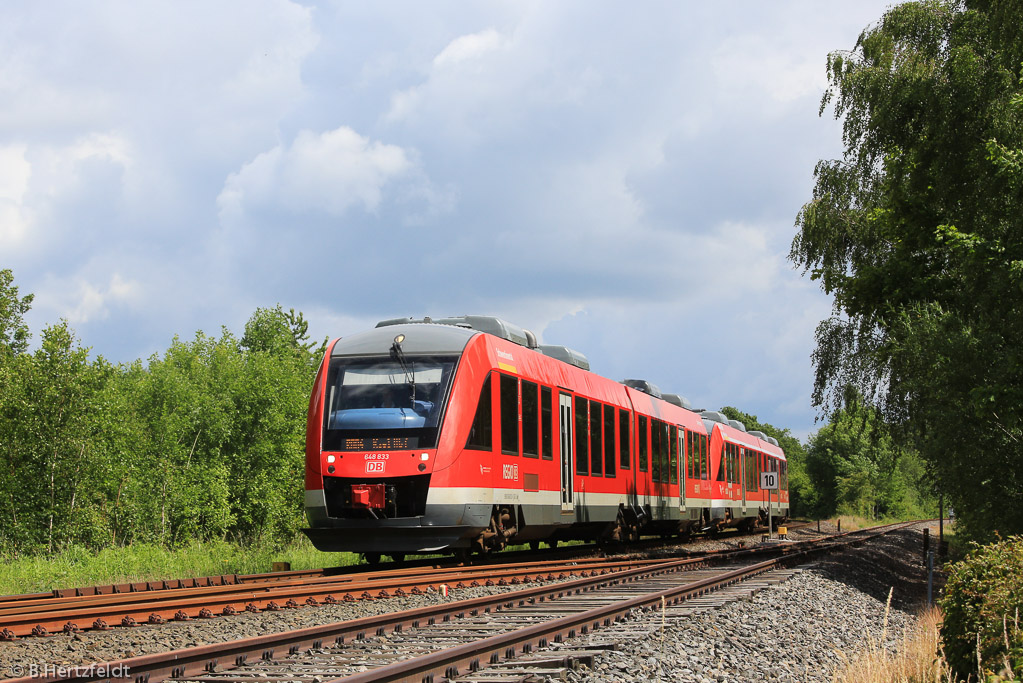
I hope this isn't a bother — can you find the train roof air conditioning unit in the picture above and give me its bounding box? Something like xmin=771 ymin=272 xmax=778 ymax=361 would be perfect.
xmin=620 ymin=379 xmax=662 ymax=398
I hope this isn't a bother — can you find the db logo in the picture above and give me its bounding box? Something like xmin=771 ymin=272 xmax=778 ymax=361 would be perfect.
xmin=366 ymin=461 xmax=385 ymax=474
xmin=502 ymin=464 xmax=518 ymax=480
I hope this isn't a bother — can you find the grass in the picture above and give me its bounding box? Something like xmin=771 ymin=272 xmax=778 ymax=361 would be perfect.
xmin=833 ymin=599 xmax=960 ymax=683
xmin=0 ymin=536 xmax=361 ymax=596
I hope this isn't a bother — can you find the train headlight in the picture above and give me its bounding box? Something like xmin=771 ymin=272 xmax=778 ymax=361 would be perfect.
xmin=327 ymin=455 xmax=336 ymax=464
xmin=420 ymin=453 xmax=429 ymax=461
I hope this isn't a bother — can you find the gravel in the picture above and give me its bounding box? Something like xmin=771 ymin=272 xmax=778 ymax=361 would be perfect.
xmin=556 ymin=523 xmax=943 ymax=683
xmin=0 ymin=523 xmax=944 ymax=682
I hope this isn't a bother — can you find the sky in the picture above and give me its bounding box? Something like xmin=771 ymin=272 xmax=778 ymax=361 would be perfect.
xmin=0 ymin=1 xmax=894 ymax=442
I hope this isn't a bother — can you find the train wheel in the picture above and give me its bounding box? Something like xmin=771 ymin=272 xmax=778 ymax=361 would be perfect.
xmin=453 ymin=548 xmax=471 ymax=564
xmin=547 ymin=539 xmax=559 ymax=550
xmin=529 ymin=540 xmax=541 ymax=552
xmin=364 ymin=552 xmax=382 ymax=566
xmin=388 ymin=553 xmax=405 ymax=564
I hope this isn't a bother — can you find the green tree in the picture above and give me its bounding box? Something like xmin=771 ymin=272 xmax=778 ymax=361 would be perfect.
xmin=801 ymin=391 xmax=934 ymax=520
xmin=790 ymin=0 xmax=1023 ymax=541
xmin=0 ymin=269 xmax=33 ymax=356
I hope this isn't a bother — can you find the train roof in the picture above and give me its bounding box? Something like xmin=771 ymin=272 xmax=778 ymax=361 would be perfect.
xmin=334 ymin=315 xmax=784 ymax=457
xmin=330 ymin=323 xmax=478 ymax=357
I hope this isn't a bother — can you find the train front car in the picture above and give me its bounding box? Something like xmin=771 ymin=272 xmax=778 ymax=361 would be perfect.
xmin=303 ymin=323 xmax=483 ymax=559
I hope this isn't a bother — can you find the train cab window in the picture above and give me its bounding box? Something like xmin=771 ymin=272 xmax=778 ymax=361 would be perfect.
xmin=618 ymin=409 xmax=630 ymax=469
xmin=500 ymin=374 xmax=519 ymax=456
xmin=604 ymin=404 xmax=616 ymax=478
xmin=638 ymin=415 xmax=648 ymax=472
xmin=575 ymin=397 xmax=589 ymax=475
xmin=521 ymin=380 xmax=539 ymax=458
xmin=590 ymin=402 xmax=603 ymax=476
xmin=541 ymin=386 xmax=553 ymax=461
xmin=669 ymin=425 xmax=678 ymax=484
xmin=322 ymin=355 xmax=456 ymax=451
xmin=466 ymin=374 xmax=493 ymax=450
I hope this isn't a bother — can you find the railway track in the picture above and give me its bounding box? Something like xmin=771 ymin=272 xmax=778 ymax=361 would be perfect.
xmin=2 ymin=521 xmax=915 ymax=683
xmin=0 ymin=522 xmax=813 ymax=641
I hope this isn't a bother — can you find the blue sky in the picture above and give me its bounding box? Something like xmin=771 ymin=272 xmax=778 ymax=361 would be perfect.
xmin=0 ymin=1 xmax=893 ymax=441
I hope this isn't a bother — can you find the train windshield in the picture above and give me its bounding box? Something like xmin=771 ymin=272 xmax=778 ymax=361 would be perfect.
xmin=322 ymin=355 xmax=457 ymax=451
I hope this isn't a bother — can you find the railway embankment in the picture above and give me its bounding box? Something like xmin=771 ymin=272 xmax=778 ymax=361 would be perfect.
xmin=559 ymin=524 xmax=938 ymax=682
xmin=0 ymin=522 xmax=943 ymax=682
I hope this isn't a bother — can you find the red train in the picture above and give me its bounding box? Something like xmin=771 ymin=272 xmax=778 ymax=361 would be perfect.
xmin=303 ymin=316 xmax=789 ymax=561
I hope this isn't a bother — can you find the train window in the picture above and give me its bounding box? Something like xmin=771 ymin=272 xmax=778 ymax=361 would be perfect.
xmin=650 ymin=420 xmax=660 ymax=481
xmin=781 ymin=461 xmax=788 ymax=488
xmin=686 ymin=430 xmax=695 ymax=479
xmin=700 ymin=433 xmax=709 ymax=480
xmin=638 ymin=415 xmax=648 ymax=472
xmin=590 ymin=402 xmax=603 ymax=476
xmin=322 ymin=354 xmax=457 ymax=451
xmin=541 ymin=386 xmax=553 ymax=461
xmin=500 ymin=374 xmax=519 ymax=456
xmin=575 ymin=397 xmax=589 ymax=475
xmin=669 ymin=425 xmax=678 ymax=484
xmin=604 ymin=404 xmax=616 ymax=478
xmin=662 ymin=421 xmax=671 ymax=480
xmin=466 ymin=374 xmax=493 ymax=450
xmin=716 ymin=441 xmax=726 ymax=482
xmin=521 ymin=380 xmax=539 ymax=458
xmin=618 ymin=409 xmax=630 ymax=469
xmin=695 ymin=431 xmax=704 ymax=480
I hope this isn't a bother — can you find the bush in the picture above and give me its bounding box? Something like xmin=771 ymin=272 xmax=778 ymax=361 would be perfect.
xmin=940 ymin=535 xmax=1023 ymax=680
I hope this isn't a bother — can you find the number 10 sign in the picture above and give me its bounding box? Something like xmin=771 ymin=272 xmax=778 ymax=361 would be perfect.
xmin=760 ymin=471 xmax=778 ymax=490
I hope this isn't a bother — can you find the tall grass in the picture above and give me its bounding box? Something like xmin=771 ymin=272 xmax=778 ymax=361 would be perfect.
xmin=833 ymin=602 xmax=960 ymax=683
xmin=0 ymin=537 xmax=359 ymax=596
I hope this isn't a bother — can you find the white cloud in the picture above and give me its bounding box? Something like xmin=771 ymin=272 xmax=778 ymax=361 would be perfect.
xmin=218 ymin=126 xmax=415 ymax=220
xmin=38 ymin=273 xmax=141 ymax=326
xmin=0 ymin=144 xmax=32 ymax=248
xmin=1 ymin=1 xmax=895 ymax=438
xmin=433 ymin=28 xmax=506 ymax=68
xmin=711 ymin=34 xmax=828 ymax=107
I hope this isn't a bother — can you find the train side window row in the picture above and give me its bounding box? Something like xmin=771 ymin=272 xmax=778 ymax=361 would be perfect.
xmin=468 ymin=371 xmax=635 ymax=478
xmin=463 ymin=371 xmax=563 ymax=463
xmin=468 ymin=372 xmax=742 ymax=489
xmin=575 ymin=397 xmax=621 ymax=478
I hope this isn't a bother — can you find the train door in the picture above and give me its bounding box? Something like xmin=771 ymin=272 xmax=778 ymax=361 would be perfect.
xmin=678 ymin=428 xmax=686 ymax=512
xmin=559 ymin=393 xmax=574 ymax=512
xmin=740 ymin=447 xmax=748 ymax=513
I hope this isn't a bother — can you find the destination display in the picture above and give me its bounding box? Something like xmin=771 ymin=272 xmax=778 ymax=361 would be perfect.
xmin=342 ymin=436 xmax=414 ymax=451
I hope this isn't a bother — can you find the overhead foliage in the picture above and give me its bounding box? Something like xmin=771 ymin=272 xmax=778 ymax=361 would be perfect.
xmin=790 ymin=0 xmax=1023 ymax=542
